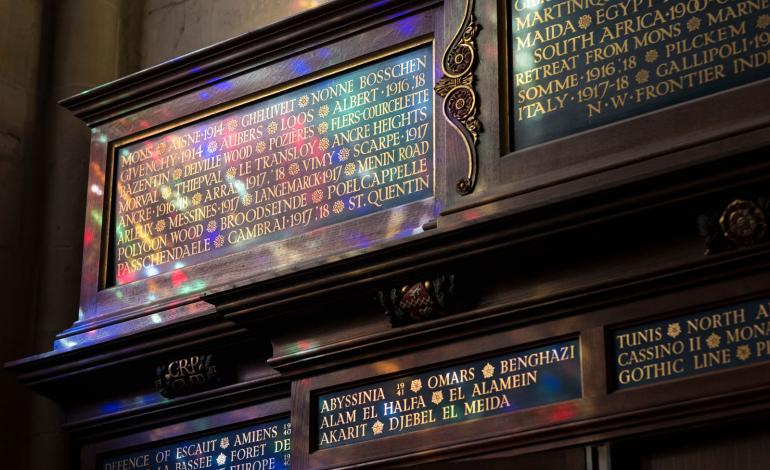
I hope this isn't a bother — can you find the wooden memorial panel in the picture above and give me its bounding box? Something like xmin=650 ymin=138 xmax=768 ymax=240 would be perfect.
xmin=80 ymin=397 xmax=293 ymax=470
xmin=292 ymin=307 xmax=590 ymax=470
xmin=476 ymin=0 xmax=770 ymax=220
xmin=66 ymin=2 xmax=448 ymax=328
xmin=612 ymin=296 xmax=770 ymax=389
xmin=316 ymin=339 xmax=580 ymax=449
xmin=101 ymin=417 xmax=291 ymax=470
xmin=509 ymin=0 xmax=770 ymax=149
xmin=109 ymin=44 xmax=434 ymax=286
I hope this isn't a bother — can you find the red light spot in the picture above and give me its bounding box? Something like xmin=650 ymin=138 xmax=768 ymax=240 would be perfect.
xmin=116 ymin=272 xmax=135 ymax=285
xmin=463 ymin=209 xmax=481 ymax=221
xmin=297 ymin=339 xmax=316 ymax=351
xmin=171 ymin=270 xmax=188 ymax=288
xmin=548 ymin=403 xmax=577 ymax=423
xmin=83 ymin=229 xmax=95 ymax=246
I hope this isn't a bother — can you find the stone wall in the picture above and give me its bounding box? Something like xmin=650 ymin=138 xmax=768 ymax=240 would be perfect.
xmin=141 ymin=0 xmax=332 ymax=67
xmin=1 ymin=1 xmax=51 ymax=468
xmin=0 ymin=1 xmax=326 ymax=468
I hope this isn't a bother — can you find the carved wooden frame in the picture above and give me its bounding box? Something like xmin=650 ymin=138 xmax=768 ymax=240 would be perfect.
xmin=435 ymin=0 xmax=481 ymax=195
xmin=59 ymin=0 xmax=471 ymax=350
xmin=290 ymin=270 xmax=770 ymax=469
xmin=16 ymin=1 xmax=770 ymax=467
xmin=436 ymin=0 xmax=770 ymax=216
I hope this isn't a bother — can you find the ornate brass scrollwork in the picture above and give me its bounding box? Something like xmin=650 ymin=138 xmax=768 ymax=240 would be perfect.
xmin=435 ymin=0 xmax=481 ymax=195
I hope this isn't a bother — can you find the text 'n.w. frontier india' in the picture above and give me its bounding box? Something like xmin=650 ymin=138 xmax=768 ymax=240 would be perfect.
xmin=512 ymin=0 xmax=770 ymax=148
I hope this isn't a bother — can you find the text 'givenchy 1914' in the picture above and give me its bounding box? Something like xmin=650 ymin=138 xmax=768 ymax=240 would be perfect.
xmin=112 ymin=45 xmax=434 ymax=285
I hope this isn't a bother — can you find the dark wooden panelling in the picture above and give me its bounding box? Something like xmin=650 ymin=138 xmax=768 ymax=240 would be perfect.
xmin=416 ymin=446 xmax=586 ymax=470
xmin=8 ymin=1 xmax=770 ymax=469
xmin=613 ymin=417 xmax=770 ymax=470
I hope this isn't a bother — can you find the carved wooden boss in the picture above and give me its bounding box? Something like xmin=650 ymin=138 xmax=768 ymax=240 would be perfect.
xmin=7 ymin=0 xmax=770 ymax=469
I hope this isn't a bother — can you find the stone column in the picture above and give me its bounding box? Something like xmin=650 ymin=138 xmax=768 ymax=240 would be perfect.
xmin=0 ymin=1 xmax=46 ymax=467
xmin=28 ymin=1 xmax=143 ymax=469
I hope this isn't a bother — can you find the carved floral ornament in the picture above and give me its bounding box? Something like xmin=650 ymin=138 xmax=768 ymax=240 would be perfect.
xmin=378 ymin=274 xmax=479 ymax=326
xmin=434 ymin=0 xmax=481 ymax=195
xmin=699 ymin=198 xmax=770 ymax=255
xmin=719 ymin=199 xmax=767 ymax=246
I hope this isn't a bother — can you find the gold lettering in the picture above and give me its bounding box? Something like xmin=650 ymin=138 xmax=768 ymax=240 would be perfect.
xmin=113 ymin=46 xmax=434 ymax=283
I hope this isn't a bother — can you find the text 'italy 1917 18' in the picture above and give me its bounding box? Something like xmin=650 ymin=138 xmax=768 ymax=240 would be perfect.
xmin=512 ymin=0 xmax=770 ymax=148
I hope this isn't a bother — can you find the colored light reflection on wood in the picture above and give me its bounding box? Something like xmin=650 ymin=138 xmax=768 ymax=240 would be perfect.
xmin=111 ymin=44 xmax=434 ymax=285
xmin=315 ymin=339 xmax=581 ymax=449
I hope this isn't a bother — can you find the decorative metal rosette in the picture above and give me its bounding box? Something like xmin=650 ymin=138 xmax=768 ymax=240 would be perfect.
xmin=456 ymin=177 xmax=473 ymax=196
xmin=446 ymin=43 xmax=473 ymax=76
xmin=445 ymin=19 xmax=479 ymax=76
xmin=719 ymin=199 xmax=767 ymax=246
xmin=446 ymin=86 xmax=475 ymax=122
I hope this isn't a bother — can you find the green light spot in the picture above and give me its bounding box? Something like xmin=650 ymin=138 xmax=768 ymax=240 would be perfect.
xmin=91 ymin=210 xmax=103 ymax=226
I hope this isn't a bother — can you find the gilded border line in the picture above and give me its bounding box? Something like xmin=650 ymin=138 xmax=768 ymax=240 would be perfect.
xmin=99 ymin=37 xmax=434 ymax=289
xmin=435 ymin=0 xmax=481 ymax=195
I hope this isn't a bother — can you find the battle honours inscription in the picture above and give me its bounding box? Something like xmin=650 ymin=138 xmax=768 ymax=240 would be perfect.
xmin=316 ymin=339 xmax=581 ymax=449
xmin=101 ymin=417 xmax=291 ymax=470
xmin=112 ymin=45 xmax=433 ymax=285
xmin=613 ymin=297 xmax=770 ymax=389
xmin=512 ymin=0 xmax=770 ymax=148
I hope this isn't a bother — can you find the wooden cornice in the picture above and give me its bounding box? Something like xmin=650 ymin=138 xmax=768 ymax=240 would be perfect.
xmin=59 ymin=0 xmax=439 ymax=126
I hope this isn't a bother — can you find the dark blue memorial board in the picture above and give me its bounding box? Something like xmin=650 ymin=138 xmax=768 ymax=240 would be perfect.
xmin=613 ymin=297 xmax=770 ymax=390
xmin=101 ymin=417 xmax=291 ymax=470
xmin=316 ymin=339 xmax=581 ymax=449
xmin=511 ymin=0 xmax=770 ymax=148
